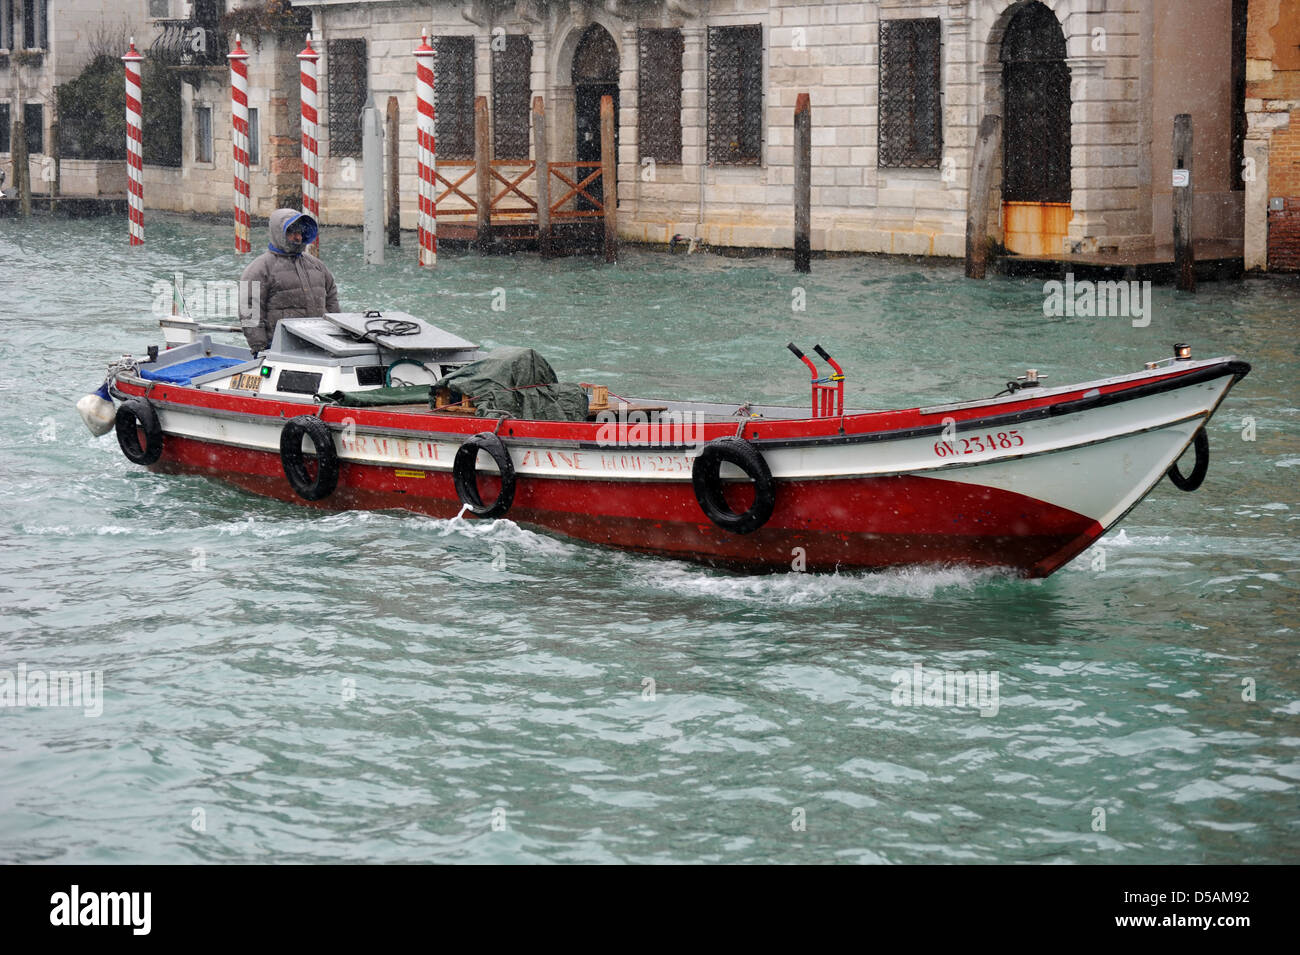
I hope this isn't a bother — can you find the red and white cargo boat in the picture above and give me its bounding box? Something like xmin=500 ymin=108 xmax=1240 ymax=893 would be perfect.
xmin=86 ymin=311 xmax=1249 ymax=577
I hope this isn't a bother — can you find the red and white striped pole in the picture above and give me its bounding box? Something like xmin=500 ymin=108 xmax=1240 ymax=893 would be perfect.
xmin=228 ymin=33 xmax=251 ymax=253
xmin=122 ymin=37 xmax=145 ymax=246
xmin=298 ymin=32 xmax=321 ymax=255
xmin=415 ymin=28 xmax=437 ymax=266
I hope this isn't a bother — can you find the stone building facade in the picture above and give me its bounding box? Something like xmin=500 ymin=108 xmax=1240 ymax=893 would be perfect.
xmin=10 ymin=1 xmax=1250 ymax=265
xmin=1 ymin=0 xmax=154 ymax=195
xmin=1244 ymin=0 xmax=1300 ymax=270
xmin=146 ymin=24 xmax=306 ymax=218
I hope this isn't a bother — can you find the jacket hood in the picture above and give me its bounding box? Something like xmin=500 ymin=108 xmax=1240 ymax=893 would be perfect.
xmin=268 ymin=208 xmax=318 ymax=255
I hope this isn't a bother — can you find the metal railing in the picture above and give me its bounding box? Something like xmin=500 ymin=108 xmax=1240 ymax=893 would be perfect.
xmin=149 ymin=19 xmax=229 ymax=67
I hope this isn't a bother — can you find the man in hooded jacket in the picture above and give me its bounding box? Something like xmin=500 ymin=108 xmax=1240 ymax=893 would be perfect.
xmin=239 ymin=209 xmax=340 ymax=353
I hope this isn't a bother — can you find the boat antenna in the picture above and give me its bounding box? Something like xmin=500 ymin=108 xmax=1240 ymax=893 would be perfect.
xmin=171 ymin=272 xmax=194 ymax=319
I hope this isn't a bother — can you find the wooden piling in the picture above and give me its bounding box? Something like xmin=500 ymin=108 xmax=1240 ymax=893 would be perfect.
xmin=1173 ymin=113 xmax=1195 ymax=292
xmin=50 ymin=113 xmax=61 ymax=212
xmin=793 ymin=92 xmax=811 ymax=274
xmin=533 ymin=96 xmax=552 ymax=257
xmin=964 ymin=114 xmax=1002 ymax=280
xmin=386 ymin=96 xmax=400 ymax=246
xmin=600 ymin=94 xmax=617 ymax=263
xmin=475 ymin=95 xmax=491 ymax=253
xmin=12 ymin=104 xmax=30 ymax=217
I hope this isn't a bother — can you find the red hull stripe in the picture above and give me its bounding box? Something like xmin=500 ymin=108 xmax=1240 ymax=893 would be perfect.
xmin=152 ymin=434 xmax=1102 ymax=576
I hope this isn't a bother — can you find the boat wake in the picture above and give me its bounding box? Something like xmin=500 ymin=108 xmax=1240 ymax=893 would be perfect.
xmin=417 ymin=513 xmax=586 ymax=557
xmin=630 ymin=560 xmax=1020 ymax=606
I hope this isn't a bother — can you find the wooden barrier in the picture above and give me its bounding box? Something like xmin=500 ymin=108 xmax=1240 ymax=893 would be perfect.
xmin=793 ymin=92 xmax=811 ymax=273
xmin=474 ymin=96 xmax=491 ymax=252
xmin=533 ymin=96 xmax=552 ymax=257
xmin=965 ymin=114 xmax=1002 ymax=280
xmin=432 ymin=161 xmax=608 ymax=223
xmin=422 ymin=92 xmax=612 ymax=257
xmin=601 ymin=94 xmax=617 ymax=263
xmin=386 ymin=96 xmax=400 ymax=246
xmin=548 ymin=162 xmax=605 ymax=217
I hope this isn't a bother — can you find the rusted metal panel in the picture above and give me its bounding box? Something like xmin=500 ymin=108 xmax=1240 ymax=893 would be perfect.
xmin=1003 ymin=201 xmax=1071 ymax=256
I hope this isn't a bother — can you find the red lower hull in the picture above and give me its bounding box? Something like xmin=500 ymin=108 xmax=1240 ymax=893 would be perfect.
xmin=155 ymin=434 xmax=1102 ymax=576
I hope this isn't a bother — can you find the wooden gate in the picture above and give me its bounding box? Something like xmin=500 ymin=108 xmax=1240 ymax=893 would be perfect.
xmin=424 ymin=93 xmax=614 ymax=256
xmin=432 ymin=162 xmax=606 ymax=226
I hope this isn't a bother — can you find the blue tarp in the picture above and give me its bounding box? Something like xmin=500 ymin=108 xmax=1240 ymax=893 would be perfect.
xmin=140 ymin=356 xmax=246 ymax=386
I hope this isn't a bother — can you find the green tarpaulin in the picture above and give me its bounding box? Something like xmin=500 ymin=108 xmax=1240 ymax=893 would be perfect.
xmin=433 ymin=347 xmax=589 ymax=422
xmin=316 ymin=385 xmax=431 ymax=407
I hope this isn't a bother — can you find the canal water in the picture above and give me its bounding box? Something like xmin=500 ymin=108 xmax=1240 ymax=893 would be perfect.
xmin=1 ymin=212 xmax=1296 ymax=863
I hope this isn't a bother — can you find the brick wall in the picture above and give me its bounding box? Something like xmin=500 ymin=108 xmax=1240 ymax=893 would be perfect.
xmin=1268 ymin=196 xmax=1300 ymax=269
xmin=1268 ymin=106 xmax=1300 ymax=194
xmin=1268 ymin=103 xmax=1300 ymax=269
xmin=1245 ymin=0 xmax=1300 ymax=269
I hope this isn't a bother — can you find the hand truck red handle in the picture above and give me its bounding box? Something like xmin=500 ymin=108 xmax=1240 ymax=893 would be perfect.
xmin=787 ymin=342 xmax=846 ymax=418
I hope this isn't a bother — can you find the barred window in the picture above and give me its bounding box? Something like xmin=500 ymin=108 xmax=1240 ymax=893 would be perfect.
xmin=434 ymin=36 xmax=475 ymax=160
xmin=147 ymin=0 xmax=169 ymax=17
xmin=1 ymin=0 xmax=14 ymax=51
xmin=878 ymin=18 xmax=942 ymax=168
xmin=492 ymin=35 xmax=532 ymax=160
xmin=639 ymin=28 xmax=682 ymax=164
xmin=0 ymin=103 xmax=9 ymax=152
xmin=24 ymin=102 xmax=42 ymax=153
xmin=22 ymin=0 xmax=46 ymax=49
xmin=327 ymin=38 xmax=367 ymax=159
xmin=194 ymin=105 xmax=211 ymax=163
xmin=707 ymin=25 xmax=762 ymax=165
xmin=248 ymin=107 xmax=259 ymax=166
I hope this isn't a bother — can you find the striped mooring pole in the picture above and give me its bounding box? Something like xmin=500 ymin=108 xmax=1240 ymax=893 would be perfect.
xmin=228 ymin=34 xmax=252 ymax=253
xmin=414 ymin=29 xmax=437 ymax=267
xmin=122 ymin=38 xmax=145 ymax=246
xmin=298 ymin=33 xmax=321 ymax=255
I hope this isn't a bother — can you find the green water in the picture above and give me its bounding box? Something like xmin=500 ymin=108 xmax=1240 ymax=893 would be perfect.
xmin=0 ymin=213 xmax=1296 ymax=863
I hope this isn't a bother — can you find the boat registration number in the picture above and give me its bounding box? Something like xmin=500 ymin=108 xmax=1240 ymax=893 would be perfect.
xmin=230 ymin=373 xmax=262 ymax=392
xmin=933 ymin=430 xmax=1023 ymax=458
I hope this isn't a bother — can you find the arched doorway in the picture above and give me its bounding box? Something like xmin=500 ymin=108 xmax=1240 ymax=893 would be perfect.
xmin=571 ymin=23 xmax=618 ymax=210
xmin=1000 ymin=2 xmax=1071 ymax=255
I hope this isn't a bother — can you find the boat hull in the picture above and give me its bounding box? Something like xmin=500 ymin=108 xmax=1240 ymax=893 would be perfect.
xmin=112 ymin=356 xmax=1250 ymax=577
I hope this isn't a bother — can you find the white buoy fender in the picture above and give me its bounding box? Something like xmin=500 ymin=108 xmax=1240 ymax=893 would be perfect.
xmin=77 ymin=384 xmax=116 ymax=436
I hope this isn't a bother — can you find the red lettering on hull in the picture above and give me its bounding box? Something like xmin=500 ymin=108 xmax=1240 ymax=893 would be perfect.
xmin=151 ymin=433 xmax=1100 ymax=577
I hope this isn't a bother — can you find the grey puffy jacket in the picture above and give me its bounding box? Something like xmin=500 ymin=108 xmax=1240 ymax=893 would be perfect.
xmin=238 ymin=208 xmax=340 ymax=351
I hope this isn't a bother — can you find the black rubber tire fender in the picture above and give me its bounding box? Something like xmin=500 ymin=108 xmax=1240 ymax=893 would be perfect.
xmin=115 ymin=397 xmax=164 ymax=466
xmin=691 ymin=436 xmax=777 ymax=534
xmin=280 ymin=415 xmax=340 ymax=501
xmin=453 ymin=432 xmax=516 ymax=519
xmin=1167 ymin=428 xmax=1209 ymax=492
